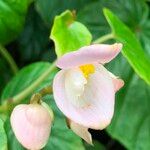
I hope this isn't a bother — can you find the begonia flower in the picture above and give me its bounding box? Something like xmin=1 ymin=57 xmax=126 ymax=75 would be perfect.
xmin=10 ymin=103 xmax=53 ymax=149
xmin=53 ymin=43 xmax=124 ymax=144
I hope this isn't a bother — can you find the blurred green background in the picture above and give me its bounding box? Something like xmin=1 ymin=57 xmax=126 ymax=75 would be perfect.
xmin=0 ymin=0 xmax=150 ymax=150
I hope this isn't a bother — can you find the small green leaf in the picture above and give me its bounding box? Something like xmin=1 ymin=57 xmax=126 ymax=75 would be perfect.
xmin=103 ymin=8 xmax=150 ymax=85
xmin=0 ymin=118 xmax=8 ymax=150
xmin=0 ymin=0 xmax=30 ymax=44
xmin=50 ymin=10 xmax=92 ymax=57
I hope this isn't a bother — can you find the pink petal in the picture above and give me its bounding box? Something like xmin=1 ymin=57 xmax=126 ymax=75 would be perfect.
xmin=108 ymin=72 xmax=124 ymax=92
xmin=67 ymin=119 xmax=92 ymax=145
xmin=10 ymin=104 xmax=52 ymax=150
xmin=56 ymin=43 xmax=122 ymax=69
xmin=112 ymin=78 xmax=124 ymax=92
xmin=53 ymin=64 xmax=115 ymax=129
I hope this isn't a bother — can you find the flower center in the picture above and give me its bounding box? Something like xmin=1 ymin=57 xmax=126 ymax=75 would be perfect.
xmin=79 ymin=64 xmax=95 ymax=78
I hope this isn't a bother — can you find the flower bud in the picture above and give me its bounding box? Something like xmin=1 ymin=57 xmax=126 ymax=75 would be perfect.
xmin=10 ymin=103 xmax=53 ymax=150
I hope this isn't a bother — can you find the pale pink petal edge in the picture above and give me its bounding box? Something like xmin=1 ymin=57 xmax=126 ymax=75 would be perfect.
xmin=108 ymin=72 xmax=124 ymax=92
xmin=56 ymin=43 xmax=123 ymax=69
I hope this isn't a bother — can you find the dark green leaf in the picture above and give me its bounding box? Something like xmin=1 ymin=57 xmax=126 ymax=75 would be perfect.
xmin=17 ymin=5 xmax=50 ymax=62
xmin=77 ymin=1 xmax=109 ymax=40
xmin=0 ymin=0 xmax=30 ymax=44
xmin=137 ymin=20 xmax=150 ymax=56
xmin=50 ymin=10 xmax=92 ymax=57
xmin=35 ymin=0 xmax=94 ymax=26
xmin=77 ymin=0 xmax=149 ymax=40
xmin=104 ymin=8 xmax=150 ymax=85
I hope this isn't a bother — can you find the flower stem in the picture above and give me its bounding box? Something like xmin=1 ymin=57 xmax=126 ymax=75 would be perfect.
xmin=0 ymin=104 xmax=8 ymax=113
xmin=0 ymin=44 xmax=19 ymax=74
xmin=12 ymin=61 xmax=56 ymax=104
xmin=93 ymin=33 xmax=114 ymax=44
xmin=0 ymin=61 xmax=56 ymax=113
xmin=30 ymin=86 xmax=53 ymax=104
xmin=39 ymin=86 xmax=53 ymax=97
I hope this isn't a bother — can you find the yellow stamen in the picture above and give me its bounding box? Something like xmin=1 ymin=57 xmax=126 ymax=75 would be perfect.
xmin=79 ymin=64 xmax=95 ymax=79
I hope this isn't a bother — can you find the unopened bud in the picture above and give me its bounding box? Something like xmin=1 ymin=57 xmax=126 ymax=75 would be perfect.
xmin=10 ymin=103 xmax=53 ymax=150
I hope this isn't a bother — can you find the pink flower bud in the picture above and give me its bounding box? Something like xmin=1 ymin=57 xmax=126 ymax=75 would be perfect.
xmin=10 ymin=103 xmax=53 ymax=150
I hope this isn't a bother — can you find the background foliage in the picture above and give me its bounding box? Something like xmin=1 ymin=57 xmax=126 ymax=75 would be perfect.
xmin=0 ymin=0 xmax=150 ymax=150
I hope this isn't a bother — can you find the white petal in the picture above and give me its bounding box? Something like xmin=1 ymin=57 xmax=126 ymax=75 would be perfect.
xmin=53 ymin=64 xmax=115 ymax=129
xmin=68 ymin=119 xmax=92 ymax=145
xmin=65 ymin=68 xmax=90 ymax=107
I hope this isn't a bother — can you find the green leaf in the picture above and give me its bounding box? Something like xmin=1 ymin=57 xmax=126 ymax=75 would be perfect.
xmin=77 ymin=0 xmax=150 ymax=50
xmin=1 ymin=62 xmax=55 ymax=101
xmin=103 ymin=8 xmax=150 ymax=85
xmin=50 ymin=10 xmax=92 ymax=57
xmin=105 ymin=54 xmax=150 ymax=150
xmin=17 ymin=5 xmax=50 ymax=62
xmin=35 ymin=0 xmax=93 ymax=26
xmin=0 ymin=0 xmax=30 ymax=44
xmin=1 ymin=62 xmax=84 ymax=150
xmin=137 ymin=20 xmax=150 ymax=56
xmin=0 ymin=118 xmax=8 ymax=150
xmin=77 ymin=1 xmax=110 ymax=40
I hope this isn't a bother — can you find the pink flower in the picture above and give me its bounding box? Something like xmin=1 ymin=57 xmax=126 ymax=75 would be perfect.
xmin=53 ymin=43 xmax=124 ymax=144
xmin=10 ymin=103 xmax=53 ymax=149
